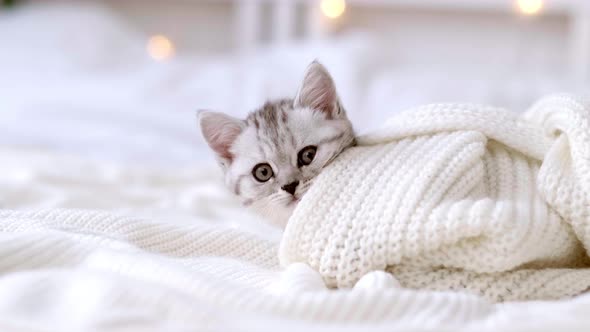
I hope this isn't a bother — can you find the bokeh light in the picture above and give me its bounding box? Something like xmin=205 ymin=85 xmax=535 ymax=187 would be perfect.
xmin=517 ymin=0 xmax=543 ymax=16
xmin=321 ymin=0 xmax=346 ymax=19
xmin=147 ymin=34 xmax=175 ymax=61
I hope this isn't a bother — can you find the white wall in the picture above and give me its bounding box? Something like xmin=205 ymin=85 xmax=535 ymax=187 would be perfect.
xmin=341 ymin=7 xmax=569 ymax=72
xmin=82 ymin=0 xmax=585 ymax=118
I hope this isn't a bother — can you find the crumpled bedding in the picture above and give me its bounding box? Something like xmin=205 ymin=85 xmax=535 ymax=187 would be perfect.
xmin=2 ymin=145 xmax=590 ymax=331
xmin=281 ymin=94 xmax=590 ymax=302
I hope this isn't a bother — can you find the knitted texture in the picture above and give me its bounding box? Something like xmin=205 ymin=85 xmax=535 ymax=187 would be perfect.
xmin=280 ymin=93 xmax=590 ymax=302
xmin=0 ymin=209 xmax=493 ymax=330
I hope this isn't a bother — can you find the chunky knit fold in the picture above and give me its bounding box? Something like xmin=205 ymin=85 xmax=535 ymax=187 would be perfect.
xmin=280 ymin=93 xmax=590 ymax=302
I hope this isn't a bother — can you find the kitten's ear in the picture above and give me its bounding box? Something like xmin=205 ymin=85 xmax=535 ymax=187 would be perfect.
xmin=198 ymin=111 xmax=244 ymax=164
xmin=294 ymin=60 xmax=339 ymax=118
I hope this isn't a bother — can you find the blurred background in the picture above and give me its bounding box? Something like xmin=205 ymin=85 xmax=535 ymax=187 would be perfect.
xmin=1 ymin=0 xmax=589 ymax=167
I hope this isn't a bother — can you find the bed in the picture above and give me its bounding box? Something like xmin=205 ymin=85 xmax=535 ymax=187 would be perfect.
xmin=2 ymin=3 xmax=590 ymax=331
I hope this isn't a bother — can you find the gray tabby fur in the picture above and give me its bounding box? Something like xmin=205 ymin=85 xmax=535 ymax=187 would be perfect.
xmin=198 ymin=61 xmax=355 ymax=227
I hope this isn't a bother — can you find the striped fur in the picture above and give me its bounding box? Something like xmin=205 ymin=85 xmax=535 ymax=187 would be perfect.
xmin=199 ymin=61 xmax=355 ymax=227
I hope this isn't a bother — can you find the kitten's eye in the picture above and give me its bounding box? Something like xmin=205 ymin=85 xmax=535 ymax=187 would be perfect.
xmin=252 ymin=163 xmax=273 ymax=182
xmin=298 ymin=146 xmax=317 ymax=167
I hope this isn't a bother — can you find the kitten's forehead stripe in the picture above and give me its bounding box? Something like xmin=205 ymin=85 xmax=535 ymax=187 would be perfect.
xmin=287 ymin=124 xmax=297 ymax=149
xmin=246 ymin=98 xmax=298 ymax=163
xmin=254 ymin=119 xmax=269 ymax=157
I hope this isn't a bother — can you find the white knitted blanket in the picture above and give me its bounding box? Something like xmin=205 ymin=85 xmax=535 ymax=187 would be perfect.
xmin=281 ymin=93 xmax=590 ymax=302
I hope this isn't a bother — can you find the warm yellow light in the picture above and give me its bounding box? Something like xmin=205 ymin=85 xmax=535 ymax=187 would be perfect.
xmin=147 ymin=35 xmax=175 ymax=61
xmin=321 ymin=0 xmax=346 ymax=19
xmin=517 ymin=0 xmax=543 ymax=15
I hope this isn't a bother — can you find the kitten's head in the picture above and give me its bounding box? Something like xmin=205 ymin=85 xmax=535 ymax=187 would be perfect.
xmin=198 ymin=61 xmax=355 ymax=227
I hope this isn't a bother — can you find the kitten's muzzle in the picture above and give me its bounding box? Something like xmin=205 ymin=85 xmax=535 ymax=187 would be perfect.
xmin=281 ymin=181 xmax=300 ymax=195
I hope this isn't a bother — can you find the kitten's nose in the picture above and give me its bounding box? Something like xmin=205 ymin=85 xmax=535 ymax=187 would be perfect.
xmin=281 ymin=181 xmax=299 ymax=195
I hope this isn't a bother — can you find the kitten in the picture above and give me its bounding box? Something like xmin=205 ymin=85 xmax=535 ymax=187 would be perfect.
xmin=198 ymin=61 xmax=355 ymax=227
